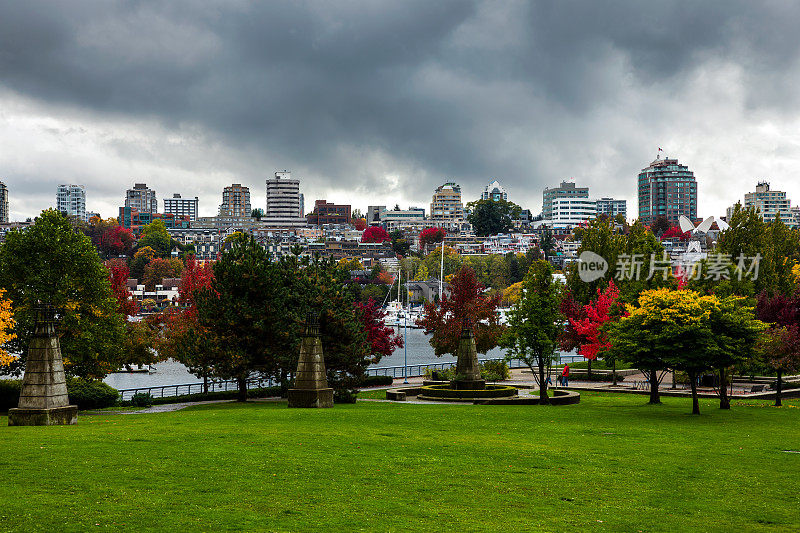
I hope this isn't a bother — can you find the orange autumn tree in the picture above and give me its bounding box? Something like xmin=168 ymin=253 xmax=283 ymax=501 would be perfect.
xmin=0 ymin=289 xmax=16 ymax=367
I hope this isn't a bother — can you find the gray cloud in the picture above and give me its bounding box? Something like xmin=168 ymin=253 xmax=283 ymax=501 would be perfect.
xmin=2 ymin=0 xmax=800 ymax=220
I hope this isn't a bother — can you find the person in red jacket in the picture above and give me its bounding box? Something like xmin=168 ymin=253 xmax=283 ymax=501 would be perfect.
xmin=562 ymin=364 xmax=570 ymax=386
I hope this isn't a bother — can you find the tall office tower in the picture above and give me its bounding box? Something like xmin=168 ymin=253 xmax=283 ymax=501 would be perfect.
xmin=266 ymin=171 xmax=301 ymax=218
xmin=481 ymin=180 xmax=508 ymax=202
xmin=542 ymin=180 xmax=589 ymax=220
xmin=299 ymin=193 xmax=305 ymax=217
xmin=125 ymin=183 xmax=158 ymax=214
xmin=0 ymin=181 xmax=8 ymax=223
xmin=595 ymin=197 xmax=627 ymax=219
xmin=56 ymin=184 xmax=87 ymax=222
xmin=164 ymin=193 xmax=199 ymax=221
xmin=638 ymin=157 xmax=697 ymax=225
xmin=430 ymin=182 xmax=464 ymax=222
xmin=219 ymin=184 xmax=252 ymax=217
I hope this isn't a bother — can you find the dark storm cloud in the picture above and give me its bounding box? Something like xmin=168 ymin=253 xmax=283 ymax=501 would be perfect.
xmin=2 ymin=0 xmax=800 ymax=216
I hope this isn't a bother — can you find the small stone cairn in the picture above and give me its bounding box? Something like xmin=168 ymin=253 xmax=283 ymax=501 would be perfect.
xmin=9 ymin=304 xmax=77 ymax=426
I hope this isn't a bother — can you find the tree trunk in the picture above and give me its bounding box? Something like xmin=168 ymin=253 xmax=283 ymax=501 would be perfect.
xmin=649 ymin=369 xmax=660 ymax=404
xmin=611 ymin=359 xmax=618 ymax=387
xmin=203 ymin=375 xmax=209 ymax=395
xmin=587 ymin=359 xmax=592 ymax=379
xmin=689 ymin=371 xmax=700 ymax=415
xmin=776 ymin=369 xmax=783 ymax=407
xmin=538 ymin=361 xmax=550 ymax=405
xmin=237 ymin=376 xmax=248 ymax=402
xmin=719 ymin=367 xmax=730 ymax=410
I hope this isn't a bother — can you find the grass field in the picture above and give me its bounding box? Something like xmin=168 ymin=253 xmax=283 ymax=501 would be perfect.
xmin=1 ymin=393 xmax=798 ymax=532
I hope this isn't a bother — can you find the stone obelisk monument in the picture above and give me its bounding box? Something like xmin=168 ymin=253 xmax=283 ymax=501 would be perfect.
xmin=453 ymin=322 xmax=485 ymax=390
xmin=9 ymin=304 xmax=77 ymax=426
xmin=287 ymin=314 xmax=333 ymax=408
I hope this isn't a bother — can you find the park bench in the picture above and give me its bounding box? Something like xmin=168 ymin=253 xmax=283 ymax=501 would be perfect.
xmin=749 ymin=384 xmax=765 ymax=393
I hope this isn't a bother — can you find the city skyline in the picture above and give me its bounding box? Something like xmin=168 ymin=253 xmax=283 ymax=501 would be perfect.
xmin=3 ymin=2 xmax=800 ymax=220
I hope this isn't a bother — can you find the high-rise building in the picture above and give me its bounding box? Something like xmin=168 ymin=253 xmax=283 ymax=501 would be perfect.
xmin=637 ymin=157 xmax=697 ymax=225
xmin=219 ymin=184 xmax=251 ymax=217
xmin=56 ymin=184 xmax=87 ymax=222
xmin=481 ymin=180 xmax=508 ymax=202
xmin=164 ymin=193 xmax=199 ymax=221
xmin=125 ymin=183 xmax=158 ymax=214
xmin=726 ymin=181 xmax=798 ymax=226
xmin=595 ymin=197 xmax=627 ymax=219
xmin=542 ymin=181 xmax=589 ymax=220
xmin=549 ymin=198 xmax=597 ymax=228
xmin=0 ymin=181 xmax=8 ymax=223
xmin=299 ymin=193 xmax=305 ymax=218
xmin=430 ymin=182 xmax=464 ymax=222
xmin=266 ymin=171 xmax=301 ymax=219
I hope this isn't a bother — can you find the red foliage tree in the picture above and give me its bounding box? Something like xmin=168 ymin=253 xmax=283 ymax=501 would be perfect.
xmin=361 ymin=226 xmax=391 ymax=243
xmin=419 ymin=227 xmax=445 ymax=251
xmin=558 ymin=290 xmax=587 ymax=352
xmin=354 ymin=218 xmax=368 ymax=231
xmin=755 ymin=290 xmax=800 ymax=406
xmin=100 ymin=225 xmax=136 ymax=257
xmin=661 ymin=226 xmax=691 ymax=241
xmin=105 ymin=259 xmax=138 ymax=317
xmin=355 ymin=298 xmax=403 ymax=363
xmin=179 ymin=255 xmax=216 ymax=315
xmin=570 ymin=280 xmax=622 ymax=379
xmin=416 ymin=266 xmax=504 ymax=356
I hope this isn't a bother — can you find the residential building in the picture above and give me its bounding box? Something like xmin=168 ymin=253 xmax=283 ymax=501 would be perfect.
xmin=430 ymin=182 xmax=464 ymax=223
xmin=637 ymin=157 xmax=697 ymax=224
xmin=481 ymin=180 xmax=508 ymax=202
xmin=266 ymin=171 xmax=301 ymax=218
xmin=306 ymin=200 xmax=352 ymax=225
xmin=737 ymin=181 xmax=797 ymax=225
xmin=379 ymin=207 xmax=426 ymax=231
xmin=86 ymin=211 xmax=101 ymax=221
xmin=367 ymin=205 xmax=386 ymax=225
xmin=125 ymin=183 xmax=158 ymax=214
xmin=164 ymin=193 xmax=199 ymax=221
xmin=543 ymin=181 xmax=589 ymax=220
xmin=595 ymin=197 xmax=627 ymax=219
xmin=56 ymin=184 xmax=87 ymax=221
xmin=118 ymin=207 xmax=190 ymax=232
xmin=219 ymin=184 xmax=251 ymax=217
xmin=0 ymin=181 xmax=9 ymax=223
xmin=549 ymin=197 xmax=597 ymax=228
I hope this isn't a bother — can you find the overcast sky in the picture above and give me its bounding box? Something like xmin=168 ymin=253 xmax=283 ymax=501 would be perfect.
xmin=3 ymin=1 xmax=800 ymax=221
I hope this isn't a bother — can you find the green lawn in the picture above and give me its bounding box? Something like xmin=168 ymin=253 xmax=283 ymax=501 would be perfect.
xmin=1 ymin=393 xmax=798 ymax=532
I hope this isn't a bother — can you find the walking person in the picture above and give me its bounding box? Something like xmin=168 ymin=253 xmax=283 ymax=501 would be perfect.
xmin=561 ymin=364 xmax=570 ymax=387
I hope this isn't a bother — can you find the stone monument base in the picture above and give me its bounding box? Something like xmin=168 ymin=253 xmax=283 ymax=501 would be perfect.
xmin=287 ymin=388 xmax=334 ymax=408
xmin=452 ymin=379 xmax=486 ymax=390
xmin=8 ymin=405 xmax=78 ymax=426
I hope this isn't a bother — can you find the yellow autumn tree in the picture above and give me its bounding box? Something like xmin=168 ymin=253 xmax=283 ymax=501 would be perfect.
xmin=503 ymin=281 xmax=524 ymax=305
xmin=0 ymin=289 xmax=16 ymax=366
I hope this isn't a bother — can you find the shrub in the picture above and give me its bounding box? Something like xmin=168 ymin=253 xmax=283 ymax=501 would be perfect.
xmin=0 ymin=379 xmax=21 ymax=412
xmin=130 ymin=392 xmax=153 ymax=407
xmin=360 ymin=375 xmax=393 ymax=387
xmin=481 ymin=360 xmax=511 ymax=381
xmin=67 ymin=378 xmax=120 ymax=410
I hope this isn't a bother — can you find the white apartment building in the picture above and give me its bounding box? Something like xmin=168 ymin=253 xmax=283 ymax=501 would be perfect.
xmin=56 ymin=184 xmax=87 ymax=221
xmin=164 ymin=193 xmax=199 ymax=221
xmin=727 ymin=181 xmax=798 ymax=226
xmin=548 ymin=197 xmax=597 ymax=229
xmin=266 ymin=171 xmax=302 ymax=218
